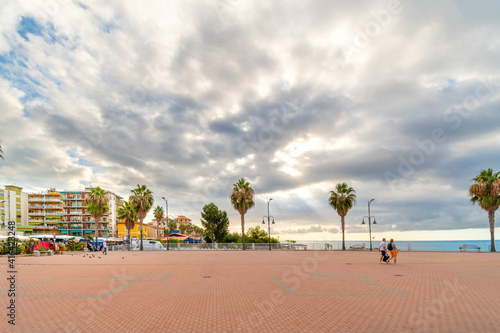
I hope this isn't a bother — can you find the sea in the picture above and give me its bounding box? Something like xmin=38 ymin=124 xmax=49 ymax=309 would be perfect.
xmin=294 ymin=240 xmax=499 ymax=251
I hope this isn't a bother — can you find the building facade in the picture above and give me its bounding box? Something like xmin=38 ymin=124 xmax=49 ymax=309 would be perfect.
xmin=27 ymin=188 xmax=63 ymax=235
xmin=175 ymin=215 xmax=192 ymax=227
xmin=117 ymin=221 xmax=154 ymax=240
xmin=25 ymin=187 xmax=123 ymax=238
xmin=0 ymin=185 xmax=28 ymax=233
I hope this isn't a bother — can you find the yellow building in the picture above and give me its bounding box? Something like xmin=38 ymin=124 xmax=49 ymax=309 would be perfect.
xmin=28 ymin=189 xmax=64 ymax=235
xmin=1 ymin=185 xmax=28 ymax=232
xmin=117 ymin=221 xmax=155 ymax=239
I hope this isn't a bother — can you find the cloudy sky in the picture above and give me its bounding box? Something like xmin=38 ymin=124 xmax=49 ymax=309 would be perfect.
xmin=1 ymin=0 xmax=499 ymax=241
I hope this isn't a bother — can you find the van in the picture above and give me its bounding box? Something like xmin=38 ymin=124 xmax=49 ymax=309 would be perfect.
xmin=131 ymin=240 xmax=166 ymax=250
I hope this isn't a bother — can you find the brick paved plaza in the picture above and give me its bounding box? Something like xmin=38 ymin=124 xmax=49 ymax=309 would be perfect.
xmin=1 ymin=250 xmax=499 ymax=332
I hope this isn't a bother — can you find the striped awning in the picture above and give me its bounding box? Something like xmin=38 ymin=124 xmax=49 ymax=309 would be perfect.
xmin=60 ymin=230 xmax=68 ymax=234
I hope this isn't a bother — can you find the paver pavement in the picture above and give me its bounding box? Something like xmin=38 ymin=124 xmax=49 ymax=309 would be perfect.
xmin=1 ymin=250 xmax=499 ymax=332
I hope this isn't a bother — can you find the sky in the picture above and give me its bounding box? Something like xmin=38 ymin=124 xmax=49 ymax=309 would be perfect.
xmin=0 ymin=0 xmax=499 ymax=241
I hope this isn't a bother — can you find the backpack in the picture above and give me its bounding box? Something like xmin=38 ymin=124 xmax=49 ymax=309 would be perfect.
xmin=387 ymin=242 xmax=394 ymax=251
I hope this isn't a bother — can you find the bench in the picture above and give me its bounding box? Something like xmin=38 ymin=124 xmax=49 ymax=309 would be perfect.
xmin=349 ymin=244 xmax=365 ymax=250
xmin=459 ymin=244 xmax=481 ymax=252
xmin=294 ymin=244 xmax=307 ymax=250
xmin=34 ymin=250 xmax=53 ymax=257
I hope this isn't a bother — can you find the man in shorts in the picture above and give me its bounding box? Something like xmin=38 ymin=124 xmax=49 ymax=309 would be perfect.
xmin=378 ymin=238 xmax=387 ymax=263
xmin=387 ymin=238 xmax=399 ymax=264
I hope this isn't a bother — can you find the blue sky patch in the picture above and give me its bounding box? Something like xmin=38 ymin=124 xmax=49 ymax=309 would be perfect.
xmin=17 ymin=17 xmax=43 ymax=41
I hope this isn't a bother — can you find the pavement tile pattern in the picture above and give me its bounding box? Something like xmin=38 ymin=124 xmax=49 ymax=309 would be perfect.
xmin=1 ymin=250 xmax=499 ymax=332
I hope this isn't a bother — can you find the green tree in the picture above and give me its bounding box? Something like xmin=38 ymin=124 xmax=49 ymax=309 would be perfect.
xmin=194 ymin=225 xmax=204 ymax=236
xmin=201 ymin=202 xmax=230 ymax=243
xmin=153 ymin=206 xmax=164 ymax=238
xmin=179 ymin=224 xmax=187 ymax=234
xmin=84 ymin=187 xmax=109 ymax=250
xmin=469 ymin=168 xmax=500 ymax=252
xmin=168 ymin=219 xmax=177 ymax=231
xmin=118 ymin=200 xmax=137 ymax=251
xmin=230 ymin=178 xmax=255 ymax=250
xmin=223 ymin=231 xmax=242 ymax=243
xmin=329 ymin=182 xmax=357 ymax=251
xmin=245 ymin=225 xmax=279 ymax=243
xmin=130 ymin=184 xmax=154 ymax=251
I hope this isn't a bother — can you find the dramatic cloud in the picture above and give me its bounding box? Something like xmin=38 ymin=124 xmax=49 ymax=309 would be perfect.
xmin=1 ymin=0 xmax=499 ymax=240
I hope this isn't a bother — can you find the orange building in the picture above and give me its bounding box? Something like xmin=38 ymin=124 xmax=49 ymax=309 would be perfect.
xmin=175 ymin=215 xmax=192 ymax=227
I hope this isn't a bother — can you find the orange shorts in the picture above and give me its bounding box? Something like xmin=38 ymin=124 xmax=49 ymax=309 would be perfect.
xmin=390 ymin=250 xmax=398 ymax=257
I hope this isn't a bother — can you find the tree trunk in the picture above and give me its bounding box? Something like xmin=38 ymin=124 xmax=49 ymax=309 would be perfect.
xmin=128 ymin=229 xmax=131 ymax=251
xmin=140 ymin=218 xmax=144 ymax=251
xmin=241 ymin=213 xmax=246 ymax=251
xmin=489 ymin=210 xmax=496 ymax=252
xmin=341 ymin=215 xmax=345 ymax=251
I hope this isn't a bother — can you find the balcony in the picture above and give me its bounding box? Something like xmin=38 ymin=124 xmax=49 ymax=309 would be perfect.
xmin=69 ymin=212 xmax=83 ymax=215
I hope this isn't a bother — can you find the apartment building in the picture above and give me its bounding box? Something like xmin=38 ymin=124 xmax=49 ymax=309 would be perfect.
xmin=175 ymin=215 xmax=192 ymax=227
xmin=107 ymin=192 xmax=124 ymax=237
xmin=0 ymin=185 xmax=28 ymax=232
xmin=24 ymin=187 xmax=123 ymax=238
xmin=27 ymin=188 xmax=64 ymax=235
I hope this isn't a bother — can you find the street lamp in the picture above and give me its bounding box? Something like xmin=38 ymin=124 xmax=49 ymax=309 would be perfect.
xmin=262 ymin=198 xmax=275 ymax=251
xmin=161 ymin=197 xmax=169 ymax=251
xmin=361 ymin=199 xmax=377 ymax=251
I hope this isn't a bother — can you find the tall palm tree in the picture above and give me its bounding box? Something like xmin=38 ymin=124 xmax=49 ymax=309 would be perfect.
xmin=153 ymin=205 xmax=164 ymax=238
xmin=84 ymin=187 xmax=109 ymax=250
xmin=329 ymin=182 xmax=357 ymax=251
xmin=230 ymin=178 xmax=255 ymax=250
xmin=469 ymin=168 xmax=500 ymax=252
xmin=0 ymin=143 xmax=3 ymax=160
xmin=117 ymin=200 xmax=137 ymax=251
xmin=130 ymin=184 xmax=154 ymax=251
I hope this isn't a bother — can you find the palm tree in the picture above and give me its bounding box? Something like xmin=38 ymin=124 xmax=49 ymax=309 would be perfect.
xmin=84 ymin=187 xmax=109 ymax=250
xmin=179 ymin=224 xmax=187 ymax=234
xmin=469 ymin=168 xmax=500 ymax=252
xmin=329 ymin=182 xmax=357 ymax=251
xmin=168 ymin=220 xmax=177 ymax=231
xmin=153 ymin=206 xmax=164 ymax=238
xmin=230 ymin=178 xmax=255 ymax=250
xmin=117 ymin=201 xmax=137 ymax=251
xmin=0 ymin=142 xmax=3 ymax=160
xmin=130 ymin=184 xmax=154 ymax=251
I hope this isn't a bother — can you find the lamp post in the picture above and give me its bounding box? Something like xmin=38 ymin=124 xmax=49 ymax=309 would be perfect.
xmin=361 ymin=199 xmax=376 ymax=251
xmin=262 ymin=198 xmax=274 ymax=251
xmin=161 ymin=197 xmax=169 ymax=251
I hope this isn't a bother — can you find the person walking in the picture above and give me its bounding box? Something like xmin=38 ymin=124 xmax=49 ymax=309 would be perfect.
xmin=387 ymin=239 xmax=399 ymax=264
xmin=379 ymin=238 xmax=388 ymax=263
xmin=103 ymin=240 xmax=107 ymax=255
